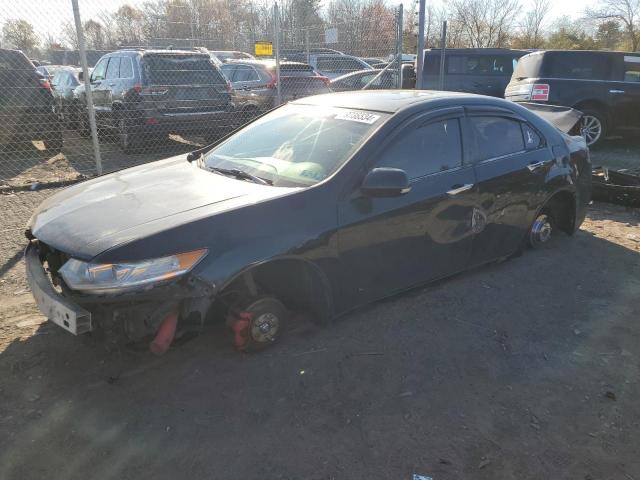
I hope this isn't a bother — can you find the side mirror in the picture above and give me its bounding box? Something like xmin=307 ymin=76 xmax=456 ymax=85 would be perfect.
xmin=78 ymin=71 xmax=84 ymax=81
xmin=361 ymin=167 xmax=411 ymax=197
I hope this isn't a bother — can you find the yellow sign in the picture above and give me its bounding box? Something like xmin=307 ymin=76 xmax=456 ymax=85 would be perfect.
xmin=255 ymin=41 xmax=273 ymax=56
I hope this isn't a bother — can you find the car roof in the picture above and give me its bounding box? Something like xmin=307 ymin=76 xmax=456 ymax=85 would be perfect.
xmin=225 ymin=59 xmax=311 ymax=69
xmin=425 ymin=48 xmax=528 ymax=55
xmin=291 ymin=89 xmax=486 ymax=113
xmin=526 ymin=49 xmax=640 ymax=56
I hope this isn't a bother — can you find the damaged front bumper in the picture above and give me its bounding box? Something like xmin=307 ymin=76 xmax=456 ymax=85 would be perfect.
xmin=25 ymin=244 xmax=92 ymax=335
xmin=25 ymin=242 xmax=215 ymax=345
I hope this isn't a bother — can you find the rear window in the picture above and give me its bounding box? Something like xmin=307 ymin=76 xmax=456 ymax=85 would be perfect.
xmin=541 ymin=52 xmax=612 ymax=80
xmin=143 ymin=54 xmax=226 ymax=85
xmin=512 ymin=52 xmax=544 ymax=80
xmin=280 ymin=63 xmax=316 ymax=77
xmin=425 ymin=54 xmax=518 ymax=76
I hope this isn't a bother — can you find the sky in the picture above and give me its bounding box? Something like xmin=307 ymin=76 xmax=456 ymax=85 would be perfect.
xmin=1 ymin=0 xmax=601 ymax=40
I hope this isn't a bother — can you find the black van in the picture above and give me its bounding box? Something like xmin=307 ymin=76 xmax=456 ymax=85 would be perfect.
xmin=420 ymin=48 xmax=529 ymax=97
xmin=505 ymin=50 xmax=640 ymax=146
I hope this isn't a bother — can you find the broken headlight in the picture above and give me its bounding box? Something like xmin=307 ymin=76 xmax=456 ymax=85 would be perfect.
xmin=59 ymin=249 xmax=207 ymax=293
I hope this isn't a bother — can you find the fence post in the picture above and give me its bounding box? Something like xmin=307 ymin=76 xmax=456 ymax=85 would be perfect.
xmin=396 ymin=4 xmax=403 ymax=89
xmin=273 ymin=2 xmax=282 ymax=106
xmin=305 ymin=29 xmax=310 ymax=64
xmin=438 ymin=21 xmax=447 ymax=90
xmin=415 ymin=0 xmax=426 ymax=90
xmin=71 ymin=0 xmax=102 ymax=175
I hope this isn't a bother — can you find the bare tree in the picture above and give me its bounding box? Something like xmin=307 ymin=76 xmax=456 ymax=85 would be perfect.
xmin=586 ymin=0 xmax=640 ymax=51
xmin=2 ymin=19 xmax=39 ymax=55
xmin=448 ymin=0 xmax=521 ymax=48
xmin=517 ymin=0 xmax=551 ymax=48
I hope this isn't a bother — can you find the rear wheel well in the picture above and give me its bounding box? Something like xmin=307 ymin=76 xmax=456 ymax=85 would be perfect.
xmin=544 ymin=190 xmax=576 ymax=235
xmin=216 ymin=259 xmax=333 ymax=324
xmin=573 ymin=100 xmax=609 ymax=123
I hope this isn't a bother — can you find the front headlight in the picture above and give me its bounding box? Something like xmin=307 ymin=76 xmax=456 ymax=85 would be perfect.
xmin=59 ymin=249 xmax=207 ymax=293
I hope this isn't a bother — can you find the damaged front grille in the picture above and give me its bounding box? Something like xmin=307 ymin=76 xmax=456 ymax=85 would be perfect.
xmin=32 ymin=240 xmax=70 ymax=287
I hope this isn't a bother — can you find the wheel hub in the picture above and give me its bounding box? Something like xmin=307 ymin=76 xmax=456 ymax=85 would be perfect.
xmin=251 ymin=312 xmax=279 ymax=343
xmin=580 ymin=115 xmax=602 ymax=146
xmin=530 ymin=214 xmax=552 ymax=245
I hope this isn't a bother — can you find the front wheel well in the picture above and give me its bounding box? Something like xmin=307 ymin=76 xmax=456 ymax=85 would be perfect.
xmin=216 ymin=259 xmax=333 ymax=324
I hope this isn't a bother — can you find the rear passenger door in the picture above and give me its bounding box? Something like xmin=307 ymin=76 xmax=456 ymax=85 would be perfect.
xmin=610 ymin=54 xmax=640 ymax=130
xmin=465 ymin=109 xmax=553 ymax=266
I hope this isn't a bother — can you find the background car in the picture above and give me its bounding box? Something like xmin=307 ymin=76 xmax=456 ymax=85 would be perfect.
xmin=50 ymin=66 xmax=82 ymax=127
xmin=36 ymin=64 xmax=65 ymax=81
xmin=420 ymin=48 xmax=528 ymax=97
xmin=330 ymin=69 xmax=399 ymax=91
xmin=505 ymin=50 xmax=640 ymax=146
xmin=282 ymin=49 xmax=372 ymax=79
xmin=76 ymin=48 xmax=233 ymax=152
xmin=361 ymin=57 xmax=385 ymax=67
xmin=210 ymin=50 xmax=255 ymax=62
xmin=221 ymin=59 xmax=330 ymax=121
xmin=0 ymin=48 xmax=63 ymax=153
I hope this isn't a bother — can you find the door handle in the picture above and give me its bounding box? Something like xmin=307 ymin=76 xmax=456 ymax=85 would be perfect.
xmin=108 ymin=83 xmax=116 ymax=87
xmin=527 ymin=160 xmax=551 ymax=172
xmin=446 ymin=183 xmax=474 ymax=196
xmin=609 ymin=89 xmax=625 ymax=94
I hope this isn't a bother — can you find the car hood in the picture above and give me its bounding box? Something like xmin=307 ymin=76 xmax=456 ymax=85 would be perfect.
xmin=29 ymin=155 xmax=297 ymax=260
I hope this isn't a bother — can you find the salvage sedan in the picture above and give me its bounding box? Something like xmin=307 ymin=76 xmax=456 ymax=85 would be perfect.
xmin=25 ymin=91 xmax=591 ymax=354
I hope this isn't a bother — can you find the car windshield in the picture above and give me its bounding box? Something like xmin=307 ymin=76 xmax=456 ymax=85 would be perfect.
xmin=203 ymin=104 xmax=388 ymax=187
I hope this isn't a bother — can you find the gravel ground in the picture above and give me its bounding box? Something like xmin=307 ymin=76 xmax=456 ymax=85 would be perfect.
xmin=0 ymin=136 xmax=639 ymax=480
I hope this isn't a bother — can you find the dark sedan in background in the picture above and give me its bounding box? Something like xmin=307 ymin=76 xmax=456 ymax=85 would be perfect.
xmin=25 ymin=91 xmax=590 ymax=355
xmin=330 ymin=69 xmax=399 ymax=91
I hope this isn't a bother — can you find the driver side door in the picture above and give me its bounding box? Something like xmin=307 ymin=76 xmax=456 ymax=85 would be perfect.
xmin=337 ymin=108 xmax=477 ymax=308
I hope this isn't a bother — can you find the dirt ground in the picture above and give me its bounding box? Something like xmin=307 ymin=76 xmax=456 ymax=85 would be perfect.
xmin=0 ymin=135 xmax=639 ymax=479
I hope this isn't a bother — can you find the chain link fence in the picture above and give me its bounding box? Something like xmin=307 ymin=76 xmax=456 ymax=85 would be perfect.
xmin=0 ymin=1 xmax=404 ymax=189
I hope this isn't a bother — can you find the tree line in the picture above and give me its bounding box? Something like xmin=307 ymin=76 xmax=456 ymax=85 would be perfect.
xmin=1 ymin=0 xmax=640 ymax=61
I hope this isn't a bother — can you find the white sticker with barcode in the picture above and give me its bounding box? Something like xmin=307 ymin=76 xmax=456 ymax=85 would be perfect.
xmin=335 ymin=111 xmax=380 ymax=124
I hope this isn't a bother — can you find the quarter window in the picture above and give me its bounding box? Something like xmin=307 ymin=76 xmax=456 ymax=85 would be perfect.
xmin=522 ymin=124 xmax=542 ymax=150
xmin=469 ymin=116 xmax=525 ymax=161
xmin=624 ymin=57 xmax=640 ymax=82
xmin=376 ymin=119 xmax=463 ymax=179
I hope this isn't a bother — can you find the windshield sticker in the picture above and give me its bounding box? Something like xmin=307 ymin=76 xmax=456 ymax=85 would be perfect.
xmin=335 ymin=111 xmax=380 ymax=124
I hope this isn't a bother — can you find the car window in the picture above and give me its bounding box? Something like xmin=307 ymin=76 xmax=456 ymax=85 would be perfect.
xmin=317 ymin=57 xmax=364 ymax=72
xmin=143 ymin=54 xmax=227 ymax=86
xmin=106 ymin=57 xmax=120 ymax=80
xmin=91 ymin=58 xmax=108 ymax=82
xmin=234 ymin=65 xmax=259 ymax=82
xmin=204 ymin=104 xmax=389 ymax=188
xmin=543 ymin=52 xmax=612 ymax=80
xmin=220 ymin=64 xmax=236 ymax=80
xmin=376 ymin=119 xmax=463 ymax=179
xmin=120 ymin=57 xmax=134 ymax=78
xmin=51 ymin=71 xmax=63 ymax=86
xmin=470 ymin=116 xmax=525 ymax=161
xmin=446 ymin=55 xmax=516 ymax=75
xmin=522 ymin=124 xmax=542 ymax=150
xmin=623 ymin=56 xmax=640 ymax=82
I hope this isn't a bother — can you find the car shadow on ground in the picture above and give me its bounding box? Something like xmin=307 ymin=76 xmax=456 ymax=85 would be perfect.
xmin=1 ymin=230 xmax=639 ymax=480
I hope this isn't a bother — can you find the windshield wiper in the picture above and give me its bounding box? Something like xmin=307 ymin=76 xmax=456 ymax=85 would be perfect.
xmin=208 ymin=166 xmax=271 ymax=185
